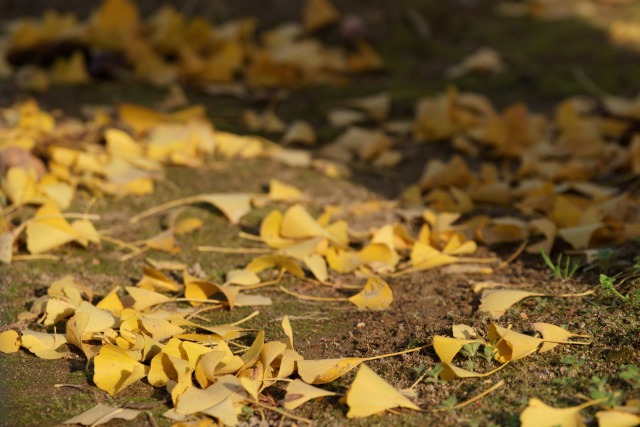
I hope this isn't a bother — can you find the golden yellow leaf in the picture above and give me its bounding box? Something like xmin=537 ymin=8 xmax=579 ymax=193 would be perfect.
xmin=488 ymin=324 xmax=543 ymax=363
xmin=20 ymin=329 xmax=68 ymax=359
xmin=125 ymin=286 xmax=172 ymax=311
xmin=439 ymin=362 xmax=507 ymax=381
xmin=267 ymin=179 xmax=304 ymax=202
xmin=303 ymin=254 xmax=328 ymax=282
xmin=185 ymin=280 xmax=240 ymax=309
xmin=74 ymin=301 xmax=117 ymax=333
xmin=280 ymin=204 xmax=330 ymax=239
xmin=346 ymin=92 xmax=391 ymax=121
xmin=225 ymin=269 xmax=261 ymax=286
xmin=70 ymin=219 xmax=100 ymax=247
xmin=66 ymin=312 xmax=100 ymax=361
xmin=50 ymin=51 xmax=90 ymax=84
xmin=95 ymin=286 xmax=124 ymax=316
xmin=173 ymin=217 xmax=204 ymax=235
xmin=246 ymin=254 xmax=304 ymax=277
xmin=298 ymin=357 xmax=364 ymax=384
xmin=596 ymin=407 xmax=640 ymax=427
xmin=284 ymin=379 xmax=336 ymax=410
xmin=532 ymin=322 xmax=591 ymax=353
xmin=94 ymin=344 xmax=149 ymax=396
xmin=282 ymin=120 xmax=316 ymax=145
xmin=433 ymin=335 xmax=484 ymax=364
xmin=0 ymin=330 xmax=20 ymax=354
xmin=63 ymin=404 xmax=140 ymax=425
xmin=520 ymin=398 xmax=598 ymax=427
xmin=346 ymin=364 xmax=420 ymax=418
xmin=26 ymin=199 xmax=80 ymax=254
xmin=303 ymin=0 xmax=340 ymax=33
xmin=348 ymin=276 xmax=393 ymax=310
xmin=136 ymin=266 xmax=182 ymax=292
xmin=118 ymin=103 xmax=165 ymax=135
xmin=479 ymin=289 xmax=544 ymax=319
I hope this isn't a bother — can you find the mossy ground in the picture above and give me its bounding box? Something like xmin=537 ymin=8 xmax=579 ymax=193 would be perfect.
xmin=1 ymin=1 xmax=640 ymax=426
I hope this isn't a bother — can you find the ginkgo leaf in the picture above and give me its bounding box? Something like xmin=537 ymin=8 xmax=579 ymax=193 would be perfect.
xmin=520 ymin=398 xmax=600 ymax=427
xmin=479 ymin=289 xmax=544 ymax=318
xmin=596 ymin=407 xmax=640 ymax=427
xmin=280 ymin=204 xmax=330 ymax=239
xmin=298 ymin=357 xmax=364 ymax=384
xmin=346 ymin=364 xmax=420 ymax=418
xmin=94 ymin=344 xmax=149 ymax=396
xmin=20 ymin=329 xmax=69 ymax=359
xmin=284 ymin=379 xmax=336 ymax=410
xmin=303 ymin=0 xmax=340 ymax=33
xmin=267 ymin=179 xmax=304 ymax=202
xmin=439 ymin=362 xmax=508 ymax=381
xmin=225 ymin=269 xmax=261 ymax=286
xmin=303 ymin=254 xmax=328 ymax=282
xmin=0 ymin=330 xmax=20 ymax=354
xmin=74 ymin=301 xmax=117 ymax=333
xmin=348 ymin=276 xmax=393 ymax=310
xmin=130 ymin=193 xmax=254 ymax=225
xmin=125 ymin=286 xmax=172 ymax=311
xmin=66 ymin=312 xmax=100 ymax=361
xmin=346 ymin=92 xmax=391 ymax=121
xmin=246 ymin=254 xmax=305 ymax=277
xmin=479 ymin=289 xmax=594 ymax=319
xmin=185 ymin=280 xmax=240 ymax=309
xmin=532 ymin=322 xmax=591 ymax=353
xmin=282 ymin=120 xmax=316 ymax=145
xmin=136 ymin=266 xmax=182 ymax=292
xmin=452 ymin=324 xmax=479 ymax=340
xmin=63 ymin=404 xmax=140 ymax=425
xmin=433 ymin=335 xmax=484 ymax=364
xmin=26 ymin=199 xmax=80 ymax=254
xmin=488 ymin=324 xmax=543 ymax=363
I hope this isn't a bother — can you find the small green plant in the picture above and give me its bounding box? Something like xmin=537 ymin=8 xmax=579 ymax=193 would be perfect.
xmin=461 ymin=342 xmax=481 ymax=359
xmin=480 ymin=344 xmax=497 ymax=363
xmin=589 ymin=375 xmax=623 ymax=407
xmin=620 ymin=364 xmax=640 ymax=389
xmin=423 ymin=363 xmax=444 ymax=384
xmin=541 ymin=249 xmax=582 ymax=280
xmin=599 ymin=274 xmax=640 ymax=306
xmin=561 ymin=355 xmax=585 ymax=368
xmin=584 ymin=248 xmax=631 ymax=273
xmin=438 ymin=395 xmax=458 ymax=409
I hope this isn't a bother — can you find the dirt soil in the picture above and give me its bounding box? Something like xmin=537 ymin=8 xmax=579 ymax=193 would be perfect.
xmin=1 ymin=1 xmax=640 ymax=426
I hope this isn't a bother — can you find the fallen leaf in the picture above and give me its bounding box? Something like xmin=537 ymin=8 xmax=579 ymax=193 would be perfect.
xmin=284 ymin=379 xmax=337 ymax=410
xmin=93 ymin=344 xmax=149 ymax=395
xmin=348 ymin=276 xmax=393 ymax=310
xmin=532 ymin=322 xmax=591 ymax=353
xmin=63 ymin=404 xmax=140 ymax=425
xmin=520 ymin=398 xmax=600 ymax=427
xmin=0 ymin=330 xmax=20 ymax=353
xmin=488 ymin=323 xmax=543 ymax=363
xmin=345 ymin=364 xmax=420 ymax=418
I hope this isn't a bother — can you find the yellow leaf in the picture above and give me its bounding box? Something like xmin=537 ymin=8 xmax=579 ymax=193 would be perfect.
xmin=125 ymin=286 xmax=172 ymax=311
xmin=173 ymin=217 xmax=203 ymax=235
xmin=282 ymin=120 xmax=316 ymax=145
xmin=0 ymin=330 xmax=20 ymax=354
xmin=70 ymin=219 xmax=100 ymax=247
xmin=74 ymin=301 xmax=117 ymax=333
xmin=298 ymin=357 xmax=364 ymax=384
xmin=280 ymin=204 xmax=330 ymax=239
xmin=558 ymin=223 xmax=604 ymax=249
xmin=284 ymin=379 xmax=336 ymax=410
xmin=20 ymin=329 xmax=68 ymax=359
xmin=136 ymin=266 xmax=182 ymax=292
xmin=488 ymin=324 xmax=543 ymax=363
xmin=63 ymin=404 xmax=140 ymax=425
xmin=439 ymin=362 xmax=507 ymax=381
xmin=346 ymin=364 xmax=420 ymax=418
xmin=303 ymin=254 xmax=328 ymax=282
xmin=96 ymin=286 xmax=124 ymax=316
xmin=267 ymin=179 xmax=304 ymax=202
xmin=118 ymin=103 xmax=164 ymax=135
xmin=246 ymin=254 xmax=304 ymax=277
xmin=520 ymin=398 xmax=595 ymax=427
xmin=66 ymin=312 xmax=100 ymax=361
xmin=346 ymin=92 xmax=391 ymax=121
xmin=348 ymin=276 xmax=393 ymax=310
xmin=596 ymin=408 xmax=640 ymax=427
xmin=532 ymin=322 xmax=591 ymax=353
xmin=303 ymin=0 xmax=340 ymax=33
xmin=26 ymin=199 xmax=79 ymax=254
xmin=479 ymin=289 xmax=544 ymax=319
xmin=50 ymin=51 xmax=90 ymax=84
xmin=225 ymin=269 xmax=261 ymax=286
xmin=2 ymin=166 xmax=44 ymax=205
xmin=185 ymin=281 xmax=239 ymax=309
xmin=433 ymin=335 xmax=483 ymax=364
xmin=94 ymin=344 xmax=149 ymax=395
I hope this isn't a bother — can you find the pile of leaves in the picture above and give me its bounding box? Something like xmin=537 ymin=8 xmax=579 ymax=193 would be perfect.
xmin=0 ymin=0 xmax=382 ymax=91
